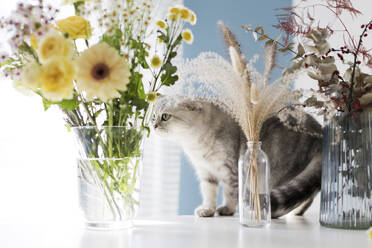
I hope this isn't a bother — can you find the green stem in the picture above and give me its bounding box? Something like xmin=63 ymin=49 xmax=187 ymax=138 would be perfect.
xmin=83 ymin=160 xmax=118 ymax=219
xmin=108 ymin=102 xmax=114 ymax=158
xmin=347 ymin=20 xmax=372 ymax=112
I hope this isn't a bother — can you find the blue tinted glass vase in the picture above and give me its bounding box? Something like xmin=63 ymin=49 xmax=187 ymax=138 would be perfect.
xmin=320 ymin=111 xmax=372 ymax=229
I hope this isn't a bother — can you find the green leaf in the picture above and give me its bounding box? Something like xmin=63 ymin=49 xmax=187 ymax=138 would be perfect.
xmin=101 ymin=29 xmax=123 ymax=52
xmin=42 ymin=96 xmax=79 ymax=111
xmin=258 ymin=33 xmax=269 ymax=41
xmin=161 ymin=63 xmax=178 ymax=86
xmin=157 ymin=30 xmax=169 ymax=44
xmin=169 ymin=51 xmax=177 ymax=59
xmin=264 ymin=39 xmax=274 ymax=47
xmin=274 ymin=35 xmax=281 ymax=42
xmin=278 ymin=43 xmax=294 ymax=53
xmin=42 ymin=98 xmax=52 ymax=111
xmin=73 ymin=1 xmax=85 ymax=16
xmin=254 ymin=26 xmax=264 ymax=33
xmin=368 ymin=58 xmax=372 ymax=66
xmin=60 ymin=98 xmax=80 ymax=111
xmin=171 ymin=34 xmax=183 ymax=50
xmin=65 ymin=124 xmax=71 ymax=132
xmin=291 ymin=43 xmax=305 ymax=60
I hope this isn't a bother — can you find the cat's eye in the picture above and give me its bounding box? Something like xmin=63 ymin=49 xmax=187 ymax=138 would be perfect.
xmin=161 ymin=113 xmax=171 ymax=121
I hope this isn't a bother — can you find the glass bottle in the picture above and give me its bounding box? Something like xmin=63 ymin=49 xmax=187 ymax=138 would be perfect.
xmin=239 ymin=141 xmax=270 ymax=227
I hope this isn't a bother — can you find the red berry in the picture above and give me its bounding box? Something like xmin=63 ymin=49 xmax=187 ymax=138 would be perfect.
xmin=357 ymin=61 xmax=361 ymax=64
xmin=337 ymin=53 xmax=344 ymax=60
xmin=361 ymin=25 xmax=365 ymax=28
xmin=364 ymin=33 xmax=368 ymax=37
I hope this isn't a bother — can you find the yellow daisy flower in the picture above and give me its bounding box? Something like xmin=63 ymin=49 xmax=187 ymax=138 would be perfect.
xmin=150 ymin=56 xmax=162 ymax=68
xmin=180 ymin=8 xmax=190 ymax=20
xmin=168 ymin=7 xmax=180 ymax=21
xmin=75 ymin=42 xmax=130 ymax=102
xmin=169 ymin=7 xmax=180 ymax=15
xmin=40 ymin=57 xmax=75 ymax=101
xmin=182 ymin=29 xmax=194 ymax=44
xmin=38 ymin=30 xmax=73 ymax=63
xmin=189 ymin=10 xmax=197 ymax=25
xmin=147 ymin=91 xmax=157 ymax=102
xmin=156 ymin=20 xmax=167 ymax=29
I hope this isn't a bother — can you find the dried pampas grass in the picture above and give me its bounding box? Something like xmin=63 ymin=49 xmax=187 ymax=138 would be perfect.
xmin=167 ymin=23 xmax=303 ymax=222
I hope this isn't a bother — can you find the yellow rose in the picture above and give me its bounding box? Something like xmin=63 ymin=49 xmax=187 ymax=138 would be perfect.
xmin=38 ymin=31 xmax=73 ymax=63
xmin=40 ymin=57 xmax=75 ymax=101
xmin=20 ymin=62 xmax=42 ymax=90
xmin=56 ymin=16 xmax=92 ymax=40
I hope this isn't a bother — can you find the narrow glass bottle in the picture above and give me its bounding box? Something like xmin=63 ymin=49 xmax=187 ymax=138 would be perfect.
xmin=239 ymin=141 xmax=271 ymax=227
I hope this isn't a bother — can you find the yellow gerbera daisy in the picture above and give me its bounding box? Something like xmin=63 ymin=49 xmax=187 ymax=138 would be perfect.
xmin=39 ymin=57 xmax=75 ymax=101
xmin=156 ymin=20 xmax=167 ymax=29
xmin=189 ymin=10 xmax=197 ymax=25
xmin=38 ymin=30 xmax=73 ymax=63
xmin=75 ymin=42 xmax=130 ymax=102
xmin=150 ymin=56 xmax=162 ymax=68
xmin=182 ymin=29 xmax=194 ymax=44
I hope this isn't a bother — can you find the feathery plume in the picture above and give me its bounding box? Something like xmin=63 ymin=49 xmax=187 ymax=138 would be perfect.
xmin=229 ymin=47 xmax=244 ymax=75
xmin=263 ymin=42 xmax=277 ymax=86
xmin=218 ymin=21 xmax=251 ymax=86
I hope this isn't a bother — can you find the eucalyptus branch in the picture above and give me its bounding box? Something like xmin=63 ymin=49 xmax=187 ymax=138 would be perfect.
xmin=241 ymin=26 xmax=298 ymax=55
xmin=347 ymin=20 xmax=372 ymax=111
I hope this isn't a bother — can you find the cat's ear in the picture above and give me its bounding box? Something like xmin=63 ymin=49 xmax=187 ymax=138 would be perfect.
xmin=181 ymin=101 xmax=203 ymax=112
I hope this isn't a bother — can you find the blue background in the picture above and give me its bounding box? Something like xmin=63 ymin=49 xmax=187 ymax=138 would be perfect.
xmin=178 ymin=0 xmax=292 ymax=215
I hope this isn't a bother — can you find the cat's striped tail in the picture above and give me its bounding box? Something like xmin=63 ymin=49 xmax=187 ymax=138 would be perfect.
xmin=270 ymin=154 xmax=322 ymax=218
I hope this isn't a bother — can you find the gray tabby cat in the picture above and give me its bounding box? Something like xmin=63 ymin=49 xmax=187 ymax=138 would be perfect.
xmin=152 ymin=96 xmax=322 ymax=218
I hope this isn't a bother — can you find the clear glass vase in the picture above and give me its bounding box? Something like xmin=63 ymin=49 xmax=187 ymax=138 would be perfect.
xmin=320 ymin=111 xmax=372 ymax=229
xmin=239 ymin=141 xmax=270 ymax=227
xmin=72 ymin=126 xmax=143 ymax=229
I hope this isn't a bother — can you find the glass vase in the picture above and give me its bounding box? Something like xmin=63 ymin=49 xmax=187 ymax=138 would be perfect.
xmin=239 ymin=141 xmax=270 ymax=227
xmin=320 ymin=111 xmax=372 ymax=229
xmin=72 ymin=126 xmax=143 ymax=229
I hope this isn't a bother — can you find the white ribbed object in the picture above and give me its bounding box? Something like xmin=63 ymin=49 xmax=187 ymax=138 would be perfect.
xmin=138 ymin=135 xmax=182 ymax=217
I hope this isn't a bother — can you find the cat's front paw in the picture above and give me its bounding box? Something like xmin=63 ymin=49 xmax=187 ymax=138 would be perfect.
xmin=194 ymin=206 xmax=215 ymax=217
xmin=216 ymin=205 xmax=236 ymax=216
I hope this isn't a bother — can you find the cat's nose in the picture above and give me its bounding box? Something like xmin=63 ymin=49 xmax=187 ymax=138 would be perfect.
xmin=154 ymin=124 xmax=158 ymax=129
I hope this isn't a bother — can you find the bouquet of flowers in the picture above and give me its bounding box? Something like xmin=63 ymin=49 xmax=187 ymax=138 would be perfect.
xmin=0 ymin=0 xmax=196 ymax=225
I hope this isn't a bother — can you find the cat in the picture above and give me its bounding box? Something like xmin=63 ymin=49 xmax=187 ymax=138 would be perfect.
xmin=152 ymin=96 xmax=322 ymax=218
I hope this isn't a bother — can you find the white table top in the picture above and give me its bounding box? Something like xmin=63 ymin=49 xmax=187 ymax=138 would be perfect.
xmin=0 ymin=214 xmax=370 ymax=248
